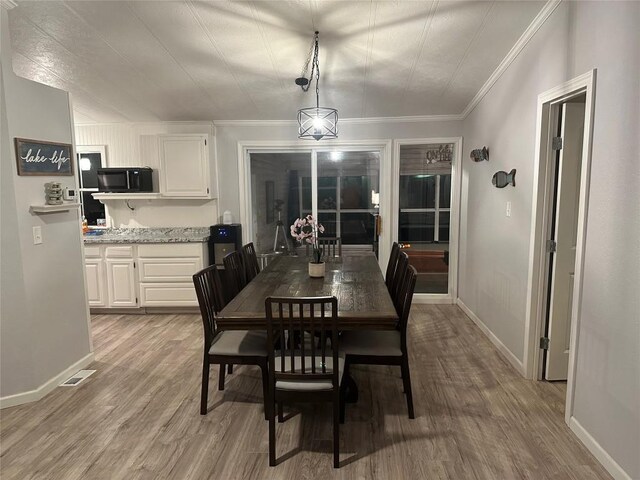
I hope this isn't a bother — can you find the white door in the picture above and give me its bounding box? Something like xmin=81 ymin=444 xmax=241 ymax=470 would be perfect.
xmin=106 ymin=260 xmax=137 ymax=307
xmin=545 ymin=101 xmax=585 ymax=380
xmin=159 ymin=135 xmax=209 ymax=197
xmin=85 ymin=259 xmax=106 ymax=307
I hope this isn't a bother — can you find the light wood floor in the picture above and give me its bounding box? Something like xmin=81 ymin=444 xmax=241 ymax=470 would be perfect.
xmin=1 ymin=306 xmax=610 ymax=479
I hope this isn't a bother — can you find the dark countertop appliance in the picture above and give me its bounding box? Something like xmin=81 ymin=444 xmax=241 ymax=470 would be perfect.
xmin=208 ymin=224 xmax=242 ymax=266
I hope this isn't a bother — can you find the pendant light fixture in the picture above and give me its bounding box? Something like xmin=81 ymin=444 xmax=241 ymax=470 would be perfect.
xmin=296 ymin=31 xmax=338 ymax=140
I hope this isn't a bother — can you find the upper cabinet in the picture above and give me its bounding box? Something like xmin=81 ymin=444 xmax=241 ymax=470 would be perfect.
xmin=158 ymin=134 xmax=216 ymax=199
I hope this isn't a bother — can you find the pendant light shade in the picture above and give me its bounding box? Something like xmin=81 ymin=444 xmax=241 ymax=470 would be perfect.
xmin=296 ymin=32 xmax=338 ymax=140
xmin=298 ymin=106 xmax=338 ymax=141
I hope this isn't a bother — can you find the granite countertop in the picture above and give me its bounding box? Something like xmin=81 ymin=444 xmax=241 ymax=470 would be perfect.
xmin=83 ymin=227 xmax=210 ymax=244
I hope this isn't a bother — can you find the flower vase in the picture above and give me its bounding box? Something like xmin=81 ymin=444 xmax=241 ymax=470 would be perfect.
xmin=308 ymin=262 xmax=325 ymax=278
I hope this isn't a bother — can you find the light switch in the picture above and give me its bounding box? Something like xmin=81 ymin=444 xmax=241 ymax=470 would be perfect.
xmin=506 ymin=201 xmax=512 ymax=217
xmin=33 ymin=226 xmax=43 ymax=245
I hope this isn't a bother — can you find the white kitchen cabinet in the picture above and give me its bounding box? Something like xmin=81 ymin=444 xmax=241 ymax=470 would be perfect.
xmin=105 ymin=259 xmax=137 ymax=307
xmin=85 ymin=258 xmax=106 ymax=307
xmin=137 ymin=243 xmax=205 ymax=307
xmin=158 ymin=134 xmax=215 ymax=198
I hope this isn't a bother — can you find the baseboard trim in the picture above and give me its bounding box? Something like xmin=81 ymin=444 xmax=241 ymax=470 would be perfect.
xmin=0 ymin=352 xmax=95 ymax=409
xmin=568 ymin=417 xmax=632 ymax=480
xmin=456 ymin=299 xmax=526 ymax=376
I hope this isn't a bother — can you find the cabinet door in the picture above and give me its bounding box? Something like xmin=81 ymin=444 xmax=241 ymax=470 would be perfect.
xmin=106 ymin=259 xmax=137 ymax=307
xmin=159 ymin=135 xmax=210 ymax=197
xmin=85 ymin=259 xmax=106 ymax=307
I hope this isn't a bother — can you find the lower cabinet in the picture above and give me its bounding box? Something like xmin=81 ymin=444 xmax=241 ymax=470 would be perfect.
xmin=138 ymin=243 xmax=203 ymax=307
xmin=84 ymin=242 xmax=206 ymax=309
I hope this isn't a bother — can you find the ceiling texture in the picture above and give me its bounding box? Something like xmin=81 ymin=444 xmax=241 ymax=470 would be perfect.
xmin=8 ymin=1 xmax=545 ymax=124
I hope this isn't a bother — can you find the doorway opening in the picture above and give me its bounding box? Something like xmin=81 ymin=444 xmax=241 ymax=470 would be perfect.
xmin=524 ymin=70 xmax=596 ymax=423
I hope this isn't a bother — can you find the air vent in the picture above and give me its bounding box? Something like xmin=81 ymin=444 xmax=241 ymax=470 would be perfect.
xmin=60 ymin=369 xmax=96 ymax=387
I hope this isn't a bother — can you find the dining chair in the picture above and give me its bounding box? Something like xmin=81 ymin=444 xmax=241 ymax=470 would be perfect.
xmin=265 ymin=296 xmax=344 ymax=468
xmin=340 ymin=265 xmax=417 ymax=420
xmin=223 ymin=250 xmax=247 ymax=301
xmin=241 ymin=242 xmax=261 ymax=282
xmin=385 ymin=242 xmax=401 ymax=291
xmin=307 ymin=237 xmax=342 ymax=258
xmin=193 ymin=265 xmax=269 ymax=418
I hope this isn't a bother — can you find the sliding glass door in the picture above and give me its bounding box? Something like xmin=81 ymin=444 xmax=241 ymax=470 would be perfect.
xmin=248 ymin=148 xmax=381 ymax=255
xmin=396 ymin=142 xmax=458 ymax=296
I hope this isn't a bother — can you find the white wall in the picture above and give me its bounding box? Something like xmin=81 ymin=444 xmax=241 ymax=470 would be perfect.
xmin=215 ymin=119 xmax=462 ymax=223
xmin=74 ymin=122 xmax=219 ymax=227
xmin=459 ymin=2 xmax=639 ymax=478
xmin=1 ymin=8 xmax=92 ymax=404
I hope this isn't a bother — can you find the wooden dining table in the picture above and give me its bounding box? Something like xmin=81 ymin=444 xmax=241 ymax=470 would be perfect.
xmin=216 ymin=253 xmax=399 ymax=331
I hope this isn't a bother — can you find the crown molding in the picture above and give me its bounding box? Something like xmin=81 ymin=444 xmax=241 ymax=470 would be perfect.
xmin=213 ymin=114 xmax=463 ymax=127
xmin=0 ymin=0 xmax=18 ymax=10
xmin=460 ymin=0 xmax=562 ymax=119
xmin=74 ymin=120 xmax=215 ymax=128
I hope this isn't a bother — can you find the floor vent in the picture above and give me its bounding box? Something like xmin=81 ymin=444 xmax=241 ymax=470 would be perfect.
xmin=60 ymin=370 xmax=96 ymax=387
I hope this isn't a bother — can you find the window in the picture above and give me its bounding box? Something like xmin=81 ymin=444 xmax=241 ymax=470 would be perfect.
xmin=76 ymin=146 xmax=107 ymax=226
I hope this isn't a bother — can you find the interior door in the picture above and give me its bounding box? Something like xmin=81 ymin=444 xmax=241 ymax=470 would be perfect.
xmin=545 ymin=101 xmax=585 ymax=380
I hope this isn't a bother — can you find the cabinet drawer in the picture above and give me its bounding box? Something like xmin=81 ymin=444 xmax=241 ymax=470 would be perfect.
xmin=137 ymin=243 xmax=202 ymax=258
xmin=138 ymin=257 xmax=202 ymax=282
xmin=105 ymin=245 xmax=134 ymax=258
xmin=139 ymin=283 xmax=198 ymax=306
xmin=84 ymin=245 xmax=102 ymax=258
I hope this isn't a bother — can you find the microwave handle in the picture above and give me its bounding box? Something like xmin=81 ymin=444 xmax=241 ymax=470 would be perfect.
xmin=126 ymin=171 xmax=131 ymax=190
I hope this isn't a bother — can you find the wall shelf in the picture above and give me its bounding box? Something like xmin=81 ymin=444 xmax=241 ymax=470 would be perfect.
xmin=30 ymin=203 xmax=81 ymax=214
xmin=92 ymin=193 xmax=162 ymax=200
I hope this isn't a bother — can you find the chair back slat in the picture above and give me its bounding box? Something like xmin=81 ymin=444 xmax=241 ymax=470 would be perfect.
xmin=397 ymin=266 xmax=418 ymax=344
xmin=265 ymin=296 xmax=338 ymax=386
xmin=241 ymin=242 xmax=261 ymax=282
xmin=193 ymin=265 xmax=226 ymax=347
xmin=223 ymin=250 xmax=246 ymax=300
xmin=391 ymin=251 xmax=410 ymax=313
xmin=385 ymin=242 xmax=400 ymax=289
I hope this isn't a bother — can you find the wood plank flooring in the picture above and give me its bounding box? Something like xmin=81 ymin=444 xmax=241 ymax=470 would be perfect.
xmin=0 ymin=306 xmax=610 ymax=479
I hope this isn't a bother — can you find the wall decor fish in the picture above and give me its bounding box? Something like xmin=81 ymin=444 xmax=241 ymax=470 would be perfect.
xmin=470 ymin=146 xmax=489 ymax=162
xmin=492 ymin=169 xmax=516 ymax=188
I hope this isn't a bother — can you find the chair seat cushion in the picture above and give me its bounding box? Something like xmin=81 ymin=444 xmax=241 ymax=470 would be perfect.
xmin=340 ymin=330 xmax=403 ymax=357
xmin=209 ymin=330 xmax=267 ymax=357
xmin=274 ymin=355 xmax=344 ymax=391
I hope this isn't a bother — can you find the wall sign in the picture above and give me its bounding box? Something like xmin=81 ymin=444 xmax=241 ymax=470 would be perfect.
xmin=14 ymin=138 xmax=74 ymax=176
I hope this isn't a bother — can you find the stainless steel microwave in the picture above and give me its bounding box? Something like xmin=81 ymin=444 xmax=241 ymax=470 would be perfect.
xmin=97 ymin=167 xmax=153 ymax=193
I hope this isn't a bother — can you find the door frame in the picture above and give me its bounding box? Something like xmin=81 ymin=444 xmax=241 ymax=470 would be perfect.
xmin=523 ymin=70 xmax=596 ymax=423
xmin=237 ymin=139 xmax=393 ymax=269
xmin=392 ymin=137 xmax=463 ymax=304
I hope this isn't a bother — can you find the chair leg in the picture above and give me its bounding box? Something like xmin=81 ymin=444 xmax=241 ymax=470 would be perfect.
xmin=401 ymin=356 xmax=415 ymax=419
xmin=260 ymin=363 xmax=269 ymax=420
xmin=201 ymin=357 xmax=210 ymax=415
xmin=227 ymin=364 xmax=233 ymax=374
xmin=339 ymin=361 xmax=349 ymax=424
xmin=277 ymin=401 xmax=284 ymax=423
xmin=269 ymin=396 xmax=276 ymax=466
xmin=333 ymin=391 xmax=340 ymax=468
xmin=218 ymin=363 xmax=226 ymax=391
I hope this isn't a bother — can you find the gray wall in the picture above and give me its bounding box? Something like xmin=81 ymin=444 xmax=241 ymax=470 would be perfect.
xmin=1 ymin=8 xmax=92 ymax=401
xmin=459 ymin=2 xmax=639 ymax=477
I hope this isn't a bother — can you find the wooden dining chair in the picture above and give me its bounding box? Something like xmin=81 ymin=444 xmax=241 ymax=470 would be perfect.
xmin=193 ymin=265 xmax=269 ymax=418
xmin=385 ymin=242 xmax=401 ymax=291
xmin=307 ymin=237 xmax=342 ymax=258
xmin=265 ymin=296 xmax=343 ymax=468
xmin=241 ymin=242 xmax=261 ymax=282
xmin=223 ymin=250 xmax=246 ymax=301
xmin=340 ymin=265 xmax=417 ymax=420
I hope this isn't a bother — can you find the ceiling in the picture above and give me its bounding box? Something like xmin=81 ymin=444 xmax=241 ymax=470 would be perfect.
xmin=7 ymin=1 xmax=545 ymax=124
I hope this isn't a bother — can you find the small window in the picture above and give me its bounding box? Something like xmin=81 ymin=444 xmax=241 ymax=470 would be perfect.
xmin=76 ymin=146 xmax=107 ymax=227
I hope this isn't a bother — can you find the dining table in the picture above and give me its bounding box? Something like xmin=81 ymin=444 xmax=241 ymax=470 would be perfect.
xmin=216 ymin=252 xmax=399 ymax=331
xmin=216 ymin=252 xmax=399 ymax=402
